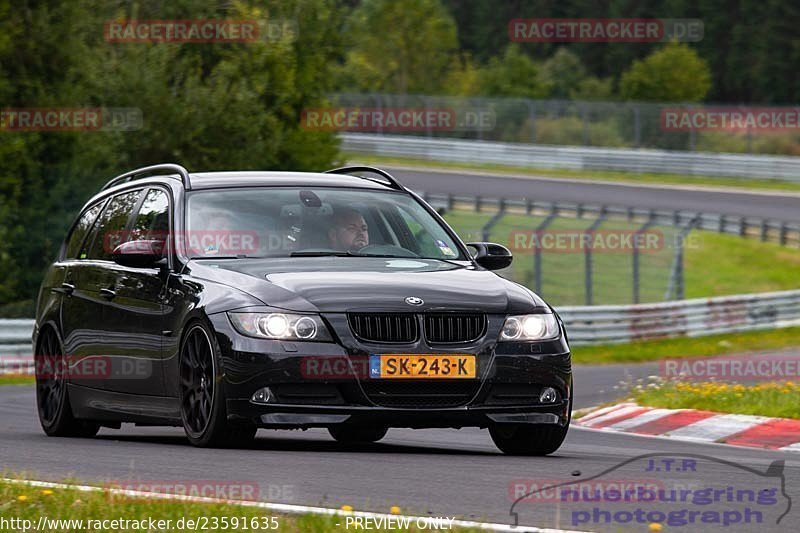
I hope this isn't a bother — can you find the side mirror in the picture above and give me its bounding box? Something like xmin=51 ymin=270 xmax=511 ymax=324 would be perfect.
xmin=111 ymin=240 xmax=166 ymax=269
xmin=467 ymin=242 xmax=513 ymax=270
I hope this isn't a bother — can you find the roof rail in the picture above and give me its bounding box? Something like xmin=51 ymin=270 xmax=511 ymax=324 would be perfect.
xmin=324 ymin=166 xmax=405 ymax=191
xmin=101 ymin=163 xmax=191 ymax=191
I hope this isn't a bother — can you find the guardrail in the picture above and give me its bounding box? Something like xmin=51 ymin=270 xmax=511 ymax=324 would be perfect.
xmin=2 ymin=291 xmax=799 ymax=354
xmin=341 ymin=133 xmax=800 ymax=181
xmin=0 ymin=319 xmax=34 ymax=373
xmin=559 ymin=289 xmax=800 ymax=345
xmin=0 ymin=319 xmax=33 ymax=356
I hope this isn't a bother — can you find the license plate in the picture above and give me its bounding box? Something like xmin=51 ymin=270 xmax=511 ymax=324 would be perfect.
xmin=369 ymin=354 xmax=476 ymax=379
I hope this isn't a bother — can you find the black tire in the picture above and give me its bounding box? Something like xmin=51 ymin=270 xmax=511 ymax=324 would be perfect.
xmin=35 ymin=328 xmax=99 ymax=438
xmin=328 ymin=425 xmax=388 ymax=443
xmin=490 ymin=382 xmax=573 ymax=456
xmin=489 ymin=422 xmax=569 ymax=456
xmin=179 ymin=321 xmax=257 ymax=448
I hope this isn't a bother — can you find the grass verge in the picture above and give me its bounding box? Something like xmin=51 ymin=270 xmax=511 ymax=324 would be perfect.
xmin=571 ymin=326 xmax=800 ymax=365
xmin=0 ymin=374 xmax=34 ymax=386
xmin=631 ymin=381 xmax=800 ymax=419
xmin=441 ymin=206 xmax=800 ymax=306
xmin=345 ymin=154 xmax=800 ymax=194
xmin=0 ymin=478 xmax=478 ymax=532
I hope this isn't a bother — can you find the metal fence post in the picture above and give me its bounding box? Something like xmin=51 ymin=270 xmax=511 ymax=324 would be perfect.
xmin=633 ymin=212 xmax=657 ymax=304
xmin=584 ymin=209 xmax=607 ymax=305
xmin=582 ymin=103 xmax=589 ymax=146
xmin=533 ymin=206 xmax=558 ymax=296
xmin=527 ymin=100 xmax=537 ymax=143
xmin=481 ymin=200 xmax=506 ymax=241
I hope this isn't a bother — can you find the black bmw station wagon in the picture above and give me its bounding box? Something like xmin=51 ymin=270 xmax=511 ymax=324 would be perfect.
xmin=34 ymin=164 xmax=572 ymax=455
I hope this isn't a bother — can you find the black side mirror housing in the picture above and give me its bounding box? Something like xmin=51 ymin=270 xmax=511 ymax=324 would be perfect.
xmin=112 ymin=239 xmax=166 ymax=269
xmin=467 ymin=242 xmax=513 ymax=270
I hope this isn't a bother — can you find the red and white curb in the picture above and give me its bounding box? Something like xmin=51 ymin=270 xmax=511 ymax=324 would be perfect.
xmin=577 ymin=403 xmax=800 ymax=452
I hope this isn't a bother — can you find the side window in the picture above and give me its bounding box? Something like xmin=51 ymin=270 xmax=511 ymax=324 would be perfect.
xmin=129 ymin=188 xmax=170 ymax=255
xmin=85 ymin=190 xmax=142 ymax=261
xmin=64 ymin=201 xmax=105 ymax=260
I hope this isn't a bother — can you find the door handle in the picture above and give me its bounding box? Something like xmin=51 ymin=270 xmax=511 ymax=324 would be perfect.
xmin=60 ymin=282 xmax=75 ymax=295
xmin=100 ymin=288 xmax=117 ymax=300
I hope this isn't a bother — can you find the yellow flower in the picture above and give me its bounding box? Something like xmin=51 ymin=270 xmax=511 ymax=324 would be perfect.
xmin=17 ymin=495 xmax=28 ymax=502
xmin=41 ymin=489 xmax=54 ymax=496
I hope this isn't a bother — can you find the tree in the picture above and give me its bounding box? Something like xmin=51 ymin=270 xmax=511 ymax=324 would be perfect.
xmin=478 ymin=45 xmax=550 ymax=99
xmin=337 ymin=0 xmax=458 ymax=94
xmin=540 ymin=48 xmax=587 ymax=100
xmin=613 ymin=43 xmax=710 ymax=102
xmin=0 ymin=0 xmax=344 ymax=313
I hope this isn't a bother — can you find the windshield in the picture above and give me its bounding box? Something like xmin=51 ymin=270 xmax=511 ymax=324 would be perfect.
xmin=184 ymin=187 xmax=466 ymax=261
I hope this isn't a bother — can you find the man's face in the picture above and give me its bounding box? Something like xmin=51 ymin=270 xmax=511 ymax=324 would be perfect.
xmin=329 ymin=213 xmax=369 ymax=251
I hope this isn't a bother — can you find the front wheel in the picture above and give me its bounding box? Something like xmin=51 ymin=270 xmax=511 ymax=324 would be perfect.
xmin=328 ymin=425 xmax=388 ymax=443
xmin=489 ymin=423 xmax=569 ymax=456
xmin=179 ymin=321 xmax=256 ymax=448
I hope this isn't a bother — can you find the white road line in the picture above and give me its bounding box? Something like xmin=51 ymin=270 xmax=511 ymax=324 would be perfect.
xmin=0 ymin=478 xmax=588 ymax=533
xmin=665 ymin=414 xmax=769 ymax=442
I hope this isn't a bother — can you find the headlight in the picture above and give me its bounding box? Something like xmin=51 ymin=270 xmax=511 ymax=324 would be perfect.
xmin=499 ymin=314 xmax=559 ymax=341
xmin=228 ymin=312 xmax=333 ymax=342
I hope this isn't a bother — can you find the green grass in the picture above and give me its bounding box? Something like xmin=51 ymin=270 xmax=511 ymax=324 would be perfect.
xmin=631 ymin=381 xmax=800 ymax=419
xmin=441 ymin=207 xmax=800 ymax=306
xmin=0 ymin=375 xmax=34 ymax=386
xmin=571 ymin=326 xmax=800 ymax=365
xmin=684 ymin=232 xmax=800 ymax=298
xmin=346 ymin=154 xmax=800 ymax=193
xmin=0 ymin=478 xmax=479 ymax=532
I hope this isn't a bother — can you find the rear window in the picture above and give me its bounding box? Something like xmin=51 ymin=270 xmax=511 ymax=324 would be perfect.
xmin=64 ymin=201 xmax=106 ymax=260
xmin=84 ymin=189 xmax=142 ymax=261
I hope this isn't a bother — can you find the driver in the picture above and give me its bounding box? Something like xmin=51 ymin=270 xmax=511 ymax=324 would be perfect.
xmin=328 ymin=207 xmax=369 ymax=252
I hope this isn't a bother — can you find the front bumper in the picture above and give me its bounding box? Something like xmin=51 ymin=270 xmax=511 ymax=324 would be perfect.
xmin=209 ymin=312 xmax=572 ymax=429
xmin=226 ymin=400 xmax=570 ymax=429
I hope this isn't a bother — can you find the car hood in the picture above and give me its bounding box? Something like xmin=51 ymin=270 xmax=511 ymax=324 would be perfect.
xmin=187 ymin=257 xmax=546 ymax=314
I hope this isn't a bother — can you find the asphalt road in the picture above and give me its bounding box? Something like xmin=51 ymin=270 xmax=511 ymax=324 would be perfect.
xmin=388 ymin=167 xmax=800 ymax=223
xmin=2 ymin=382 xmax=797 ymax=532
